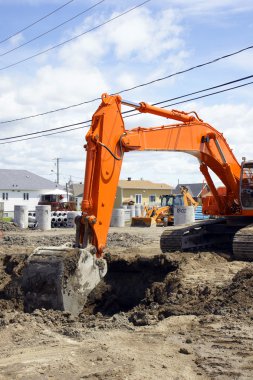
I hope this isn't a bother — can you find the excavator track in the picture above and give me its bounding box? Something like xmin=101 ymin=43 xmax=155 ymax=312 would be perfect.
xmin=160 ymin=228 xmax=183 ymax=252
xmin=160 ymin=219 xmax=243 ymax=254
xmin=161 ymin=219 xmax=253 ymax=261
xmin=160 ymin=220 xmax=220 ymax=253
xmin=233 ymin=225 xmax=253 ymax=260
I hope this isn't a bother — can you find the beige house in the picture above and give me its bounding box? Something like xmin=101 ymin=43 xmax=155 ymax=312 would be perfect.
xmin=114 ymin=178 xmax=173 ymax=208
xmin=70 ymin=179 xmax=173 ymax=210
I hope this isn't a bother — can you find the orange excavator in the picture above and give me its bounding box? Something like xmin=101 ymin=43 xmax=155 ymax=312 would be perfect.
xmin=22 ymin=93 xmax=253 ymax=314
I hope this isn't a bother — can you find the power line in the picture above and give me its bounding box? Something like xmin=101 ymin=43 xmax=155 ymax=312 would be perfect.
xmin=0 ymin=0 xmax=150 ymax=72
xmin=1 ymin=72 xmax=253 ymax=125
xmin=1 ymin=44 xmax=253 ymax=125
xmin=0 ymin=124 xmax=87 ymax=145
xmin=2 ymin=77 xmax=253 ymax=145
xmin=0 ymin=0 xmax=75 ymax=44
xmin=160 ymin=80 xmax=253 ymax=109
xmin=0 ymin=120 xmax=90 ymax=140
xmin=0 ymin=1 xmax=105 ymax=58
xmin=123 ymin=79 xmax=253 ymax=119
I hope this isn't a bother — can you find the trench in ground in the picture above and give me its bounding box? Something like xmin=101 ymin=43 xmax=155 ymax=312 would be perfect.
xmin=0 ymin=253 xmax=178 ymax=316
xmin=84 ymin=254 xmax=178 ymax=316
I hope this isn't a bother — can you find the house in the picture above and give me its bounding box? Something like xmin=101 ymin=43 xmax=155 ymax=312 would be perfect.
xmin=114 ymin=178 xmax=174 ymax=207
xmin=0 ymin=169 xmax=64 ymax=217
xmin=69 ymin=183 xmax=84 ymax=210
xmin=174 ymin=183 xmax=209 ymax=203
xmin=69 ymin=178 xmax=174 ymax=210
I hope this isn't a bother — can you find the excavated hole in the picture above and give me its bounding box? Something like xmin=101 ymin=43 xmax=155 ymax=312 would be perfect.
xmin=0 ymin=252 xmax=178 ymax=316
xmin=83 ymin=254 xmax=178 ymax=316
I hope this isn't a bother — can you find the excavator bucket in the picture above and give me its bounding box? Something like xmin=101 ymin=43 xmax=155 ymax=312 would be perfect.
xmin=131 ymin=216 xmax=154 ymax=227
xmin=22 ymin=245 xmax=107 ymax=316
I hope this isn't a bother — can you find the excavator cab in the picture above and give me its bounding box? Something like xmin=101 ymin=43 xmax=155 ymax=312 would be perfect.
xmin=240 ymin=160 xmax=253 ymax=209
xmin=160 ymin=194 xmax=184 ymax=210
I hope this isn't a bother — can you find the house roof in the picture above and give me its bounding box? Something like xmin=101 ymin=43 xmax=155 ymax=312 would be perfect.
xmin=118 ymin=179 xmax=173 ymax=190
xmin=174 ymin=183 xmax=208 ymax=197
xmin=70 ymin=183 xmax=84 ymax=197
xmin=0 ymin=169 xmax=63 ymax=191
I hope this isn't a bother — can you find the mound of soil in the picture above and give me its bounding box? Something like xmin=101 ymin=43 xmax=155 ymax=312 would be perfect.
xmin=0 ymin=222 xmax=20 ymax=232
xmin=107 ymin=232 xmax=152 ymax=248
xmin=207 ymin=267 xmax=253 ymax=315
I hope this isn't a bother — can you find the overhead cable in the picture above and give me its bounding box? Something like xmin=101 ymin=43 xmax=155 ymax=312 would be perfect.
xmin=2 ymin=77 xmax=253 ymax=144
xmin=0 ymin=0 xmax=75 ymax=44
xmin=0 ymin=124 xmax=87 ymax=145
xmin=1 ymin=72 xmax=253 ymax=125
xmin=0 ymin=0 xmax=150 ymax=71
xmin=0 ymin=120 xmax=90 ymax=141
xmin=0 ymin=1 xmax=105 ymax=57
xmin=123 ymin=79 xmax=253 ymax=119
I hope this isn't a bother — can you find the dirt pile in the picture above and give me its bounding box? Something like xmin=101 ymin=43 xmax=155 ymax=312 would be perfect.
xmin=0 ymin=222 xmax=21 ymax=232
xmin=0 ymin=253 xmax=27 ymax=312
xmin=207 ymin=267 xmax=253 ymax=315
xmin=1 ymin=234 xmax=72 ymax=247
xmin=107 ymin=232 xmax=152 ymax=248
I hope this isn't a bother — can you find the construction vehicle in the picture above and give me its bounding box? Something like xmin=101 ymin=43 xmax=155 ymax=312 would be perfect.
xmin=130 ymin=204 xmax=170 ymax=227
xmin=132 ymin=186 xmax=198 ymax=227
xmin=38 ymin=192 xmax=77 ymax=211
xmin=156 ymin=186 xmax=199 ymax=226
xmin=22 ymin=93 xmax=253 ymax=315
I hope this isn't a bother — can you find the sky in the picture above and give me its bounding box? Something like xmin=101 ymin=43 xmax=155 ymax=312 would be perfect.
xmin=0 ymin=0 xmax=253 ymax=188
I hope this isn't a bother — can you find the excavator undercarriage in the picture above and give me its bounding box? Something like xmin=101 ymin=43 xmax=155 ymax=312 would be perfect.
xmin=160 ymin=218 xmax=253 ymax=261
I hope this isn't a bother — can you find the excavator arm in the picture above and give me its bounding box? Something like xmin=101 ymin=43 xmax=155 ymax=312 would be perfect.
xmin=179 ymin=186 xmax=199 ymax=209
xmin=79 ymin=93 xmax=241 ymax=256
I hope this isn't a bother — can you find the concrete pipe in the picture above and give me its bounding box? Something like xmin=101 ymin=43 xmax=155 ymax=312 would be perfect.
xmin=36 ymin=205 xmax=51 ymax=231
xmin=14 ymin=205 xmax=28 ymax=229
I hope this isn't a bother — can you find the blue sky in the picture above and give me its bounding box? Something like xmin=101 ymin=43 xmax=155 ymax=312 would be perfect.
xmin=0 ymin=0 xmax=253 ymax=186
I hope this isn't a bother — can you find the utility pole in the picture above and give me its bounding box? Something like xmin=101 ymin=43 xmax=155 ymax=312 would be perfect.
xmin=53 ymin=158 xmax=61 ymax=184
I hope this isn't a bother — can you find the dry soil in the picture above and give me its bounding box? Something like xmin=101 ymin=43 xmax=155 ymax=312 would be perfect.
xmin=0 ymin=223 xmax=252 ymax=379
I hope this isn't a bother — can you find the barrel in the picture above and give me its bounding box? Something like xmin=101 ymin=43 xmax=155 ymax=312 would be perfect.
xmin=36 ymin=205 xmax=51 ymax=230
xmin=110 ymin=208 xmax=125 ymax=227
xmin=67 ymin=211 xmax=81 ymax=228
xmin=174 ymin=206 xmax=195 ymax=226
xmin=0 ymin=202 xmax=4 ymax=220
xmin=124 ymin=209 xmax=131 ymax=221
xmin=14 ymin=205 xmax=28 ymax=229
xmin=135 ymin=204 xmax=142 ymax=217
xmin=127 ymin=205 xmax=135 ymax=218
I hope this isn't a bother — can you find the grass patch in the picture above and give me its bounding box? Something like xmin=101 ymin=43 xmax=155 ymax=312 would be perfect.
xmin=2 ymin=217 xmax=12 ymax=222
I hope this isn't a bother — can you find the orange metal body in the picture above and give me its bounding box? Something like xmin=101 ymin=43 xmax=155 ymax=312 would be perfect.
xmin=81 ymin=93 xmax=247 ymax=256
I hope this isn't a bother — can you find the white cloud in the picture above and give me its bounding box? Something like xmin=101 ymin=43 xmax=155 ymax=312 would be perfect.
xmin=160 ymin=0 xmax=253 ymax=15
xmin=0 ymin=0 xmax=252 ymax=190
xmin=9 ymin=33 xmax=24 ymax=46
